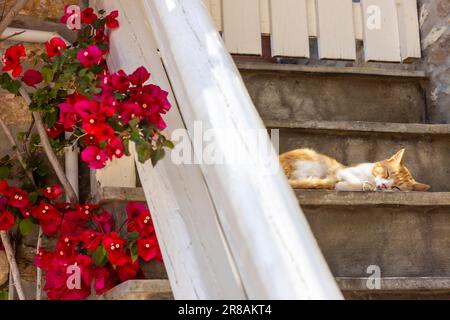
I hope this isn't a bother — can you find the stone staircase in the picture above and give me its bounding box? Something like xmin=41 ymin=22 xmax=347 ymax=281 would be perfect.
xmin=98 ymin=60 xmax=450 ymax=300
xmin=238 ymin=61 xmax=450 ymax=299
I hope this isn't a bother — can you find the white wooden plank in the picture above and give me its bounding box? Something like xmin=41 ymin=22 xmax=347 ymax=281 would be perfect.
xmin=306 ymin=0 xmax=317 ymax=37
xmin=396 ymin=0 xmax=421 ymax=61
xmin=202 ymin=0 xmax=222 ymax=31
xmin=222 ymin=0 xmax=262 ymax=55
xmin=353 ymin=3 xmax=363 ymax=41
xmin=144 ymin=0 xmax=343 ymax=299
xmin=260 ymin=0 xmax=270 ymax=35
xmin=361 ymin=0 xmax=401 ymax=62
xmin=315 ymin=0 xmax=356 ymax=60
xmin=91 ymin=156 xmax=136 ymax=194
xmin=270 ymin=0 xmax=310 ymax=57
xmin=93 ymin=0 xmax=246 ymax=299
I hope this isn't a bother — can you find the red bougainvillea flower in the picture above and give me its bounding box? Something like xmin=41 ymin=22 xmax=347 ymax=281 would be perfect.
xmin=118 ymin=102 xmax=139 ymax=124
xmin=34 ymin=248 xmax=53 ymax=271
xmin=82 ymin=122 xmax=115 ymax=143
xmin=81 ymin=146 xmax=108 ymax=169
xmin=45 ymin=254 xmax=93 ymax=300
xmin=7 ymin=187 xmax=29 ymax=208
xmin=80 ymin=229 xmax=102 ymax=252
xmin=40 ymin=184 xmax=63 ymax=200
xmin=137 ymin=238 xmax=160 ymax=262
xmin=73 ymin=99 xmax=98 ymax=119
xmin=93 ymin=267 xmax=117 ymax=295
xmin=32 ymin=201 xmax=62 ymax=236
xmin=111 ymin=70 xmax=130 ymax=92
xmin=116 ymin=259 xmax=141 ymax=282
xmin=102 ymin=232 xmax=128 ymax=266
xmin=81 ymin=7 xmax=98 ymax=24
xmin=77 ymin=45 xmax=103 ymax=68
xmin=95 ymin=28 xmax=109 ymax=44
xmin=0 ymin=211 xmax=14 ymax=231
xmin=45 ymin=37 xmax=67 ymax=58
xmin=99 ymin=71 xmax=113 ymax=91
xmin=22 ymin=69 xmax=43 ymax=87
xmin=129 ymin=66 xmax=150 ymax=87
xmin=126 ymin=202 xmax=147 ymax=221
xmin=105 ymin=10 xmax=119 ymax=29
xmin=45 ymin=122 xmax=64 ymax=138
xmin=93 ymin=210 xmax=114 ymax=233
xmin=2 ymin=44 xmax=26 ymax=78
xmin=106 ymin=137 xmax=124 ymax=160
xmin=60 ymin=5 xmax=81 ymax=29
xmin=20 ymin=207 xmax=32 ymax=219
xmin=126 ymin=202 xmax=155 ymax=236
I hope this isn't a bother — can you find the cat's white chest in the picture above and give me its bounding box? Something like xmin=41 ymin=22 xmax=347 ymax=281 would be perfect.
xmin=336 ymin=163 xmax=375 ymax=184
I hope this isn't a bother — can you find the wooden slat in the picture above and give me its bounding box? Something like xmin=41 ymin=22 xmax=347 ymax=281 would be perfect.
xmin=91 ymin=156 xmax=136 ymax=199
xmin=353 ymin=3 xmax=363 ymax=41
xmin=306 ymin=0 xmax=317 ymax=37
xmin=222 ymin=0 xmax=262 ymax=55
xmin=361 ymin=0 xmax=401 ymax=62
xmin=202 ymin=0 xmax=222 ymax=31
xmin=396 ymin=0 xmax=421 ymax=61
xmin=270 ymin=0 xmax=310 ymax=57
xmin=316 ymin=0 xmax=356 ymax=60
xmin=260 ymin=0 xmax=270 ymax=35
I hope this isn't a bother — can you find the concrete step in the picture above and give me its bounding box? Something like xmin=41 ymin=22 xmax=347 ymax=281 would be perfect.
xmin=238 ymin=62 xmax=428 ymax=124
xmin=338 ymin=277 xmax=450 ymax=300
xmin=95 ymin=277 xmax=450 ymax=300
xmin=299 ymin=190 xmax=450 ymax=280
xmin=270 ymin=120 xmax=450 ymax=192
xmin=96 ymin=280 xmax=173 ymax=300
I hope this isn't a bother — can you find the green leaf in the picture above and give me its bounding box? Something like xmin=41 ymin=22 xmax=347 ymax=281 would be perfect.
xmin=41 ymin=66 xmax=54 ymax=82
xmin=28 ymin=191 xmax=38 ymax=205
xmin=92 ymin=245 xmax=108 ymax=267
xmin=19 ymin=219 xmax=34 ymax=236
xmin=136 ymin=143 xmax=151 ymax=163
xmin=0 ymin=166 xmax=10 ymax=180
xmin=163 ymin=140 xmax=175 ymax=149
xmin=128 ymin=232 xmax=139 ymax=241
xmin=0 ymin=288 xmax=8 ymax=300
xmin=131 ymin=243 xmax=139 ymax=263
xmin=151 ymin=148 xmax=166 ymax=166
xmin=36 ymin=163 xmax=49 ymax=177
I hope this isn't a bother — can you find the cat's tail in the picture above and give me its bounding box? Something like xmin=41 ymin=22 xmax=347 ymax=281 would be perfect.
xmin=288 ymin=178 xmax=336 ymax=190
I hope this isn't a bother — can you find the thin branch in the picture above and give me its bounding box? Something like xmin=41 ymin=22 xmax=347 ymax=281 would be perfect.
xmin=0 ymin=0 xmax=29 ymax=36
xmin=19 ymin=88 xmax=78 ymax=203
xmin=0 ymin=29 xmax=25 ymax=42
xmin=0 ymin=116 xmax=41 ymax=299
xmin=0 ymin=117 xmax=35 ymax=186
xmin=35 ymin=227 xmax=42 ymax=300
xmin=0 ymin=231 xmax=25 ymax=300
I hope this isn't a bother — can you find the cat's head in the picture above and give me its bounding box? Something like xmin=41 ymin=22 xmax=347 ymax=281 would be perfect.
xmin=371 ymin=149 xmax=430 ymax=192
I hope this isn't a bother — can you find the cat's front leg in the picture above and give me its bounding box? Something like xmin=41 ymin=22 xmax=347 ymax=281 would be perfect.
xmin=335 ymin=181 xmax=375 ymax=191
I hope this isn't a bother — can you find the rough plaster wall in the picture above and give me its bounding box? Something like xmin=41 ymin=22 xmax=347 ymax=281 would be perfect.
xmin=0 ymin=0 xmax=77 ymax=20
xmin=418 ymin=0 xmax=450 ymax=123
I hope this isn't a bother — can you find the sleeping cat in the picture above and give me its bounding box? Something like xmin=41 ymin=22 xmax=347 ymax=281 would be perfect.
xmin=279 ymin=148 xmax=430 ymax=192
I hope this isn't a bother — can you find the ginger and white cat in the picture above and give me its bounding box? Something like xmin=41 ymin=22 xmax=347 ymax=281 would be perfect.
xmin=280 ymin=148 xmax=430 ymax=192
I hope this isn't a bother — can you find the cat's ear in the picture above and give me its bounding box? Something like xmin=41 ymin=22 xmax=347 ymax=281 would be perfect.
xmin=389 ymin=149 xmax=405 ymax=165
xmin=412 ymin=182 xmax=431 ymax=192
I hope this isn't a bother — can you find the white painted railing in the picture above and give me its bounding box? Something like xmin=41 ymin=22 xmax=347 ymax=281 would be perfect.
xmin=204 ymin=0 xmax=421 ymax=62
xmin=92 ymin=0 xmax=343 ymax=299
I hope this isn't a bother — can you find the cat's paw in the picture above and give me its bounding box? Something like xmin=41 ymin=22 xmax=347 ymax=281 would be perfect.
xmin=362 ymin=181 xmax=375 ymax=191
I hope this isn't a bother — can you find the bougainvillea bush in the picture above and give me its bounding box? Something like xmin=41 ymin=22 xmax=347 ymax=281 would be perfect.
xmin=0 ymin=181 xmax=161 ymax=299
xmin=2 ymin=6 xmax=173 ymax=168
xmin=0 ymin=6 xmax=170 ymax=300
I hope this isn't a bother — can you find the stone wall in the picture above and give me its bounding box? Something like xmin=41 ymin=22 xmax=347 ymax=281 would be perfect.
xmin=418 ymin=0 xmax=450 ymax=123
